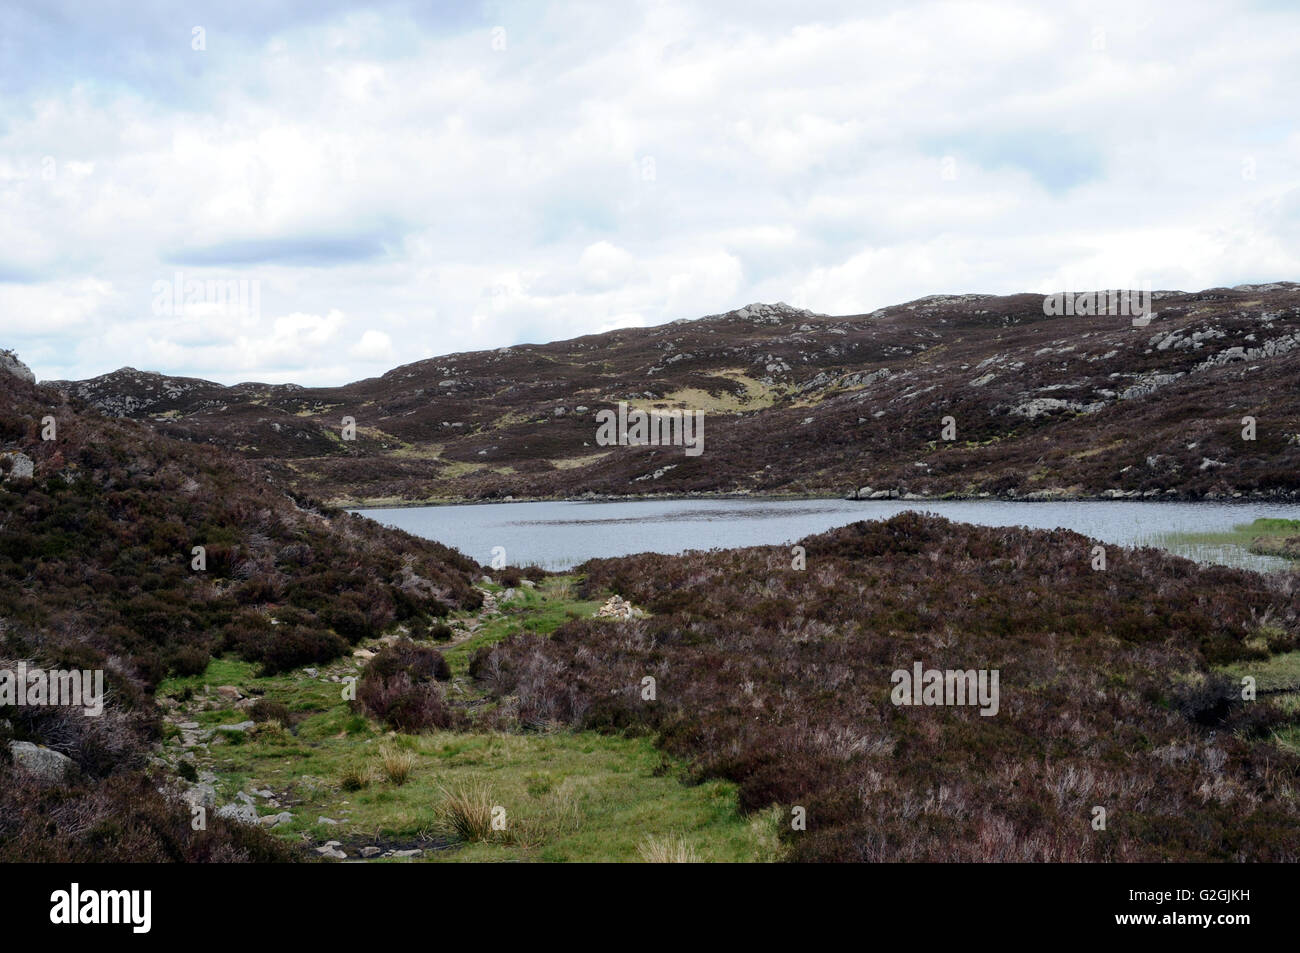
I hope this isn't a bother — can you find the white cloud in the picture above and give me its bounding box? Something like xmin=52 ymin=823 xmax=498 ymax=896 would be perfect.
xmin=354 ymin=328 xmax=395 ymax=361
xmin=1 ymin=0 xmax=1297 ymax=383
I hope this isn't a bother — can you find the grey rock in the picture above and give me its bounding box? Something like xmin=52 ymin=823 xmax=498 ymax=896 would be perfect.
xmin=0 ymin=349 xmax=35 ymax=384
xmin=182 ymin=783 xmax=216 ymax=810
xmin=0 ymin=452 xmax=34 ymax=480
xmin=215 ymin=803 xmax=258 ymax=824
xmin=8 ymin=741 xmax=76 ymax=783
xmin=214 ymin=721 xmax=255 ymax=733
xmin=360 ymin=846 xmax=382 ymax=858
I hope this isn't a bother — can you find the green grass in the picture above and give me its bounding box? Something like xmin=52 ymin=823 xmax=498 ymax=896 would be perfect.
xmin=1165 ymin=517 xmax=1300 ymax=548
xmin=156 ymin=575 xmax=777 ymax=862
xmin=1216 ymin=649 xmax=1300 ymax=754
xmin=1217 ymin=649 xmax=1300 ymax=694
xmin=443 ymin=577 xmax=604 ymax=676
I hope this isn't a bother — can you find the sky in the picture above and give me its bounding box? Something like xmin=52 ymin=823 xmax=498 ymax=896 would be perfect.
xmin=2 ymin=0 xmax=1298 ymax=385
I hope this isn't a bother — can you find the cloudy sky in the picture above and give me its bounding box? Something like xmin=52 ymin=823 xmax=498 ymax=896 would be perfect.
xmin=2 ymin=0 xmax=1297 ymax=385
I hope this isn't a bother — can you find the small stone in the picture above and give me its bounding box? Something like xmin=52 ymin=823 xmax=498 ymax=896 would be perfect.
xmin=360 ymin=846 xmax=382 ymax=858
xmin=216 ymin=803 xmax=258 ymax=824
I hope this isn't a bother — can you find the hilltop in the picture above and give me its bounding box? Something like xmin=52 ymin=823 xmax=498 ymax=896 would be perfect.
xmin=48 ymin=283 xmax=1300 ymax=505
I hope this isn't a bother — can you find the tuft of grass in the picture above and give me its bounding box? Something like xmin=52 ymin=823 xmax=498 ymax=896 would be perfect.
xmin=437 ymin=782 xmax=497 ymax=842
xmin=340 ymin=763 xmax=374 ymax=791
xmin=638 ymin=834 xmax=699 ymax=863
xmin=379 ymin=744 xmax=416 ymax=786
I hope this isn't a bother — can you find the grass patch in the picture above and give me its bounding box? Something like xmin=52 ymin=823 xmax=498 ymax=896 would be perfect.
xmin=155 ymin=580 xmax=770 ymax=862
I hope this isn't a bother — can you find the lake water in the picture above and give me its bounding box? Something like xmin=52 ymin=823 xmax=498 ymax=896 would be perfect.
xmin=352 ymin=498 xmax=1300 ymax=573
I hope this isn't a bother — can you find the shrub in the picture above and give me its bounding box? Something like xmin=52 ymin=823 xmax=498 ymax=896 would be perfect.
xmin=250 ymin=699 xmax=293 ymax=725
xmin=367 ymin=639 xmax=450 ymax=682
xmin=356 ymin=673 xmax=452 ymax=733
xmin=254 ymin=626 xmax=349 ymax=676
xmin=166 ymin=644 xmax=211 ymax=677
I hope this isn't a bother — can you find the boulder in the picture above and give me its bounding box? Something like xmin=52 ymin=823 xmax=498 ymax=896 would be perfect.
xmin=8 ymin=741 xmax=76 ymax=783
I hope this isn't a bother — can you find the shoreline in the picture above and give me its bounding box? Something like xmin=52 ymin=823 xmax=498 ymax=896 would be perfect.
xmin=338 ymin=489 xmax=1300 ymax=510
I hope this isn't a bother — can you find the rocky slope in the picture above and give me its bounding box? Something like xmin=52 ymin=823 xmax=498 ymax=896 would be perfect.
xmin=0 ymin=355 xmax=485 ymax=859
xmin=48 ymin=282 xmax=1300 ymax=504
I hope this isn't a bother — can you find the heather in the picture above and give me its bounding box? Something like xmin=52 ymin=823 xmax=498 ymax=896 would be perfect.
xmin=0 ymin=369 xmax=483 ymax=859
xmin=480 ymin=513 xmax=1300 ymax=861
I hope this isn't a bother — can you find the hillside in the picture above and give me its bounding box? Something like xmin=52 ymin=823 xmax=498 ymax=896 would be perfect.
xmin=7 ymin=345 xmax=1300 ymax=863
xmin=0 ymin=353 xmax=484 ymax=860
xmin=50 ymin=282 xmax=1300 ymax=505
xmin=483 ymin=514 xmax=1300 ymax=861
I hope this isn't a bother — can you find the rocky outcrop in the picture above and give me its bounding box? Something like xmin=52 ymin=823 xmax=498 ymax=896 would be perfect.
xmin=594 ymin=595 xmax=645 ymax=620
xmin=0 ymin=349 xmax=35 ymax=384
xmin=0 ymin=452 xmax=34 ymax=480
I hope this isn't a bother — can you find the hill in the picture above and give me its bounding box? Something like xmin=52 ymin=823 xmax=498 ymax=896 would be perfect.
xmin=0 ymin=353 xmax=484 ymax=860
xmin=49 ymin=283 xmax=1300 ymax=505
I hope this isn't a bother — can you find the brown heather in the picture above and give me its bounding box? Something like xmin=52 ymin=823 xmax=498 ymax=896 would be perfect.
xmin=0 ymin=369 xmax=483 ymax=860
xmin=481 ymin=513 xmax=1300 ymax=861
